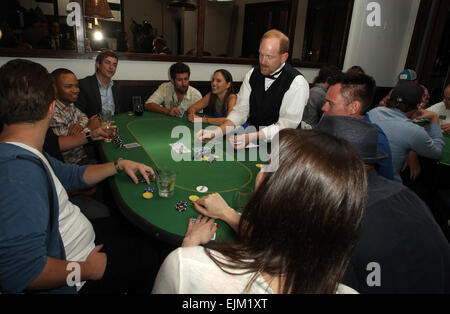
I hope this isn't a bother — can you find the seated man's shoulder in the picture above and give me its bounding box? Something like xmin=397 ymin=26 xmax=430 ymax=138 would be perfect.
xmin=150 ymin=81 xmax=172 ymax=97
xmin=188 ymin=85 xmax=202 ymax=96
xmin=0 ymin=155 xmax=49 ymax=193
xmin=158 ymin=81 xmax=172 ymax=90
xmin=428 ymin=102 xmax=445 ymax=112
xmin=78 ymin=74 xmax=97 ymax=87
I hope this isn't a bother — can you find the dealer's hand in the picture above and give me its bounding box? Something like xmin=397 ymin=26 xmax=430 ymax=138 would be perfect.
xmin=195 ymin=129 xmax=220 ymax=143
xmin=229 ymin=133 xmax=249 ymax=150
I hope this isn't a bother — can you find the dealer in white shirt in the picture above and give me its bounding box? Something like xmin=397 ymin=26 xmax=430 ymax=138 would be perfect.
xmin=195 ymin=29 xmax=309 ymax=148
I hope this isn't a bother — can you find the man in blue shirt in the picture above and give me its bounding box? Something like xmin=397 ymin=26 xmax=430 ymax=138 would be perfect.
xmin=0 ymin=59 xmax=158 ymax=294
xmin=367 ymin=81 xmax=444 ymax=182
xmin=321 ymin=72 xmax=394 ymax=180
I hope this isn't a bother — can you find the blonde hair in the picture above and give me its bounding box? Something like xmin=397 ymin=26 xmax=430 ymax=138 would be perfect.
xmin=261 ymin=29 xmax=289 ymax=54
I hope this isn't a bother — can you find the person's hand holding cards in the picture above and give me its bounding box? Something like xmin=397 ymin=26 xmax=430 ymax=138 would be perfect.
xmin=182 ymin=215 xmax=218 ymax=247
xmin=115 ymin=159 xmax=155 ymax=184
xmin=168 ymin=107 xmax=182 ymax=117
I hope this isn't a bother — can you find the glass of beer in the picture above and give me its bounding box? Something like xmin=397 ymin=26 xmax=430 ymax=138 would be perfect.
xmin=99 ymin=110 xmax=114 ymax=142
xmin=133 ymin=96 xmax=144 ymax=116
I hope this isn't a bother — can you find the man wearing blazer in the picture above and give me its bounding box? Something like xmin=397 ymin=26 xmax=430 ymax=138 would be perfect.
xmin=76 ymin=50 xmax=122 ymax=118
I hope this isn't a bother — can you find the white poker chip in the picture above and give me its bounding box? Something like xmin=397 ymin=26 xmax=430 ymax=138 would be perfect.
xmin=196 ymin=185 xmax=208 ymax=193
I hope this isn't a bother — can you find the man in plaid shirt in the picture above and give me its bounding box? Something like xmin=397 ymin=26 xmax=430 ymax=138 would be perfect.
xmin=50 ymin=68 xmax=102 ymax=165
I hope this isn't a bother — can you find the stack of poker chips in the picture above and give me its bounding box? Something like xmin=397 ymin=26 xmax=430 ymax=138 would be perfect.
xmin=142 ymin=186 xmax=154 ymax=199
xmin=113 ymin=134 xmax=124 ymax=148
xmin=144 ymin=187 xmax=154 ymax=193
xmin=175 ymin=201 xmax=188 ymax=212
xmin=193 ymin=146 xmax=217 ymax=163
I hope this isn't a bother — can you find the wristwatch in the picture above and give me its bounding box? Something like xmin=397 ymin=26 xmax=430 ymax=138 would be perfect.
xmin=114 ymin=158 xmax=123 ymax=173
xmin=85 ymin=131 xmax=93 ymax=143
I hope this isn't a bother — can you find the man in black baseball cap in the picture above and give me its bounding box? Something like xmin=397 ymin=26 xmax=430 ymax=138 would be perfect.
xmin=317 ymin=115 xmax=450 ymax=294
xmin=367 ymin=81 xmax=444 ymax=182
xmin=379 ymin=69 xmax=431 ymax=109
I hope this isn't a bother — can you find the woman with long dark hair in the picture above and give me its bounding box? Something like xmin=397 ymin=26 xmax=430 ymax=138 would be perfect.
xmin=153 ymin=129 xmax=367 ymax=294
xmin=187 ymin=69 xmax=236 ymax=126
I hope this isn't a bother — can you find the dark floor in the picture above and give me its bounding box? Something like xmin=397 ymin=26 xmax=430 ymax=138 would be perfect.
xmin=401 ymin=156 xmax=450 ymax=242
xmin=80 ymin=178 xmax=176 ymax=294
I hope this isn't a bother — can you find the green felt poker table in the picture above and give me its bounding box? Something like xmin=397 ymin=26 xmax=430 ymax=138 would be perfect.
xmin=440 ymin=134 xmax=450 ymax=166
xmin=98 ymin=112 xmax=264 ymax=246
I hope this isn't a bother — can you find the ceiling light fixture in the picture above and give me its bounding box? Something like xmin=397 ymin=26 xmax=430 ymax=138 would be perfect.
xmin=84 ymin=0 xmax=114 ymax=19
xmin=168 ymin=0 xmax=198 ymax=11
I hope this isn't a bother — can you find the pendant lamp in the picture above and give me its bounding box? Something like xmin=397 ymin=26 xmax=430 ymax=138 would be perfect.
xmin=84 ymin=0 xmax=114 ymax=19
xmin=168 ymin=0 xmax=198 ymax=11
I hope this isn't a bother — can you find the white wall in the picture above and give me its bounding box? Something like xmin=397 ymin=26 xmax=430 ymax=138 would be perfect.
xmin=343 ymin=0 xmax=421 ymax=86
xmin=0 ymin=56 xmax=318 ymax=83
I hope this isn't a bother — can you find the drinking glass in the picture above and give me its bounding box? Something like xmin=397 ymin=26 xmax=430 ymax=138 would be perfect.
xmin=133 ymin=96 xmax=144 ymax=116
xmin=99 ymin=110 xmax=114 ymax=142
xmin=156 ymin=169 xmax=177 ymax=198
xmin=232 ymin=186 xmax=254 ymax=213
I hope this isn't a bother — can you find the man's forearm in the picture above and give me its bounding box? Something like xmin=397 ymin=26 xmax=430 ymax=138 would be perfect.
xmin=83 ymin=161 xmax=117 ymax=186
xmin=145 ymin=102 xmax=169 ymax=115
xmin=58 ymin=134 xmax=88 ymax=152
xmin=27 ymin=257 xmax=95 ymax=290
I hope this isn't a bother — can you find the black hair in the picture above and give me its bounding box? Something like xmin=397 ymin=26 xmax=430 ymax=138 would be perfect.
xmin=169 ymin=62 xmax=190 ymax=80
xmin=51 ymin=68 xmax=75 ymax=83
xmin=207 ymin=69 xmax=235 ymax=116
xmin=0 ymin=59 xmax=54 ymax=125
xmin=313 ymin=65 xmax=341 ymax=85
xmin=328 ymin=72 xmax=377 ymax=115
xmin=95 ymin=50 xmax=118 ymax=66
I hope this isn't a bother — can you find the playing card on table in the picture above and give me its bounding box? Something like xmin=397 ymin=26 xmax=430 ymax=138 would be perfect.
xmin=170 ymin=142 xmax=191 ymax=154
xmin=124 ymin=142 xmax=141 ymax=149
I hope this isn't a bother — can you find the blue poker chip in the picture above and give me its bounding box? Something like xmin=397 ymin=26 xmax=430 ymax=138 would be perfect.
xmin=144 ymin=187 xmax=154 ymax=193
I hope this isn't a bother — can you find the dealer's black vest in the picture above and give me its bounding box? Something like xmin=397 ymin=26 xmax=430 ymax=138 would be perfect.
xmin=248 ymin=63 xmax=301 ymax=129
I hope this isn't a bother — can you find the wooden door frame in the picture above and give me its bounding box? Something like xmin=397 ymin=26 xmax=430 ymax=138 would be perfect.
xmin=405 ymin=0 xmax=449 ymax=86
